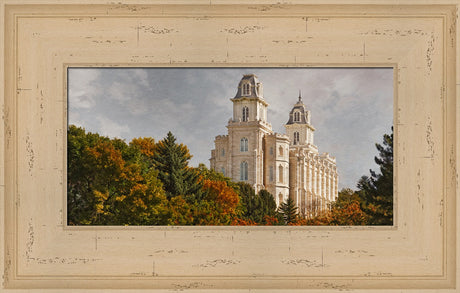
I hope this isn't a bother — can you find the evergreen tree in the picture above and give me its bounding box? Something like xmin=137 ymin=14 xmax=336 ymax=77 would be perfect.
xmin=257 ymin=189 xmax=279 ymax=223
xmin=357 ymin=127 xmax=393 ymax=225
xmin=278 ymin=198 xmax=299 ymax=225
xmin=152 ymin=131 xmax=203 ymax=199
xmin=235 ymin=183 xmax=278 ymax=224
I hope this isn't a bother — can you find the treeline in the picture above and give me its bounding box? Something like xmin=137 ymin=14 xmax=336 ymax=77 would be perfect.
xmin=68 ymin=125 xmax=393 ymax=226
xmin=68 ymin=125 xmax=304 ymax=225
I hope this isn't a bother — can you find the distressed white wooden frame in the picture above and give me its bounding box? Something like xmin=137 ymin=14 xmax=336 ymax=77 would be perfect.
xmin=0 ymin=1 xmax=459 ymax=291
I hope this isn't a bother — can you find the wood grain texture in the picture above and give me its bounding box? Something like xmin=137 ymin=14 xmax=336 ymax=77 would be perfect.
xmin=0 ymin=1 xmax=458 ymax=291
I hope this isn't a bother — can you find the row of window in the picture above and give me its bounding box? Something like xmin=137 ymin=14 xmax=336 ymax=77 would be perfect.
xmin=269 ymin=145 xmax=288 ymax=157
xmin=218 ymin=163 xmax=286 ymax=183
xmin=269 ymin=165 xmax=286 ymax=183
xmin=235 ymin=138 xmax=296 ymax=154
xmin=238 ymin=162 xmax=285 ymax=182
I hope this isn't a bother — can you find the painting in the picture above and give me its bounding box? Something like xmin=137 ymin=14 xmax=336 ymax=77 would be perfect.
xmin=1 ymin=2 xmax=457 ymax=290
xmin=67 ymin=67 xmax=393 ymax=226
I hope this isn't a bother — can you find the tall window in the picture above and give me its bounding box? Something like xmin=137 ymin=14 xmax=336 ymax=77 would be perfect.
xmin=240 ymin=137 xmax=248 ymax=152
xmin=269 ymin=166 xmax=274 ymax=182
xmin=221 ymin=167 xmax=226 ymax=176
xmin=279 ymin=165 xmax=284 ymax=183
xmin=242 ymin=106 xmax=249 ymax=122
xmin=240 ymin=161 xmax=248 ymax=181
xmin=294 ymin=131 xmax=300 ymax=145
xmin=279 ymin=146 xmax=283 ymax=157
xmin=294 ymin=111 xmax=300 ymax=122
xmin=221 ymin=148 xmax=225 ymax=156
xmin=242 ymin=83 xmax=250 ymax=96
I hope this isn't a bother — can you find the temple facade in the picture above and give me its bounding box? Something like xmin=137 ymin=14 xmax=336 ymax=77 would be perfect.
xmin=210 ymin=74 xmax=338 ymax=217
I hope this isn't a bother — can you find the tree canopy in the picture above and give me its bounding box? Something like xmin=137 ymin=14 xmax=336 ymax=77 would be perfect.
xmin=68 ymin=125 xmax=393 ymax=226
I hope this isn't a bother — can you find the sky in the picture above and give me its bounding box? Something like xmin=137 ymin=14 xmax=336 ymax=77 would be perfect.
xmin=68 ymin=67 xmax=393 ymax=190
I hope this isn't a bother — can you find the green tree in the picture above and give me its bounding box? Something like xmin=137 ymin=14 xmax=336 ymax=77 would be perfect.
xmin=152 ymin=131 xmax=203 ymax=199
xmin=257 ymin=189 xmax=279 ymax=223
xmin=235 ymin=183 xmax=279 ymax=224
xmin=357 ymin=127 xmax=393 ymax=225
xmin=278 ymin=198 xmax=299 ymax=225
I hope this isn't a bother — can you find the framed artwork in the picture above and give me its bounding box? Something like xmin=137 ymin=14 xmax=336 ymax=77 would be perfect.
xmin=1 ymin=1 xmax=458 ymax=291
xmin=66 ymin=67 xmax=393 ymax=227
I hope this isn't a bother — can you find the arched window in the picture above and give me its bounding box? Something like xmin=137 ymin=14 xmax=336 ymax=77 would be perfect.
xmin=240 ymin=137 xmax=248 ymax=152
xmin=221 ymin=167 xmax=226 ymax=176
xmin=240 ymin=161 xmax=248 ymax=181
xmin=242 ymin=106 xmax=249 ymax=122
xmin=242 ymin=83 xmax=251 ymax=96
xmin=293 ymin=132 xmax=300 ymax=145
xmin=279 ymin=165 xmax=284 ymax=183
xmin=221 ymin=148 xmax=225 ymax=156
xmin=279 ymin=146 xmax=283 ymax=157
xmin=294 ymin=111 xmax=300 ymax=122
xmin=269 ymin=166 xmax=274 ymax=182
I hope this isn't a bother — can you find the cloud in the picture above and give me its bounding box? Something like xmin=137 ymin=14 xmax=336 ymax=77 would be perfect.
xmin=96 ymin=116 xmax=130 ymax=139
xmin=68 ymin=69 xmax=101 ymax=109
xmin=69 ymin=68 xmax=393 ymax=190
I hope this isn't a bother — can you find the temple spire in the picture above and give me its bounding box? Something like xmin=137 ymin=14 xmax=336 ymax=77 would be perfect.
xmin=298 ymin=90 xmax=302 ymax=102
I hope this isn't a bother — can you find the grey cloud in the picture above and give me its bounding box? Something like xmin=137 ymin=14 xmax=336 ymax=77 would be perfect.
xmin=68 ymin=68 xmax=393 ymax=190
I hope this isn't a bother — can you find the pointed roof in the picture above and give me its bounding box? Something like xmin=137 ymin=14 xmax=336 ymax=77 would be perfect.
xmin=233 ymin=74 xmax=263 ymax=99
xmin=286 ymin=92 xmax=309 ymax=125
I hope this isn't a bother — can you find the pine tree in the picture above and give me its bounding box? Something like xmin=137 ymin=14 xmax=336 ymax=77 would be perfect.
xmin=357 ymin=127 xmax=393 ymax=225
xmin=152 ymin=131 xmax=202 ymax=199
xmin=257 ymin=189 xmax=279 ymax=223
xmin=235 ymin=183 xmax=278 ymax=224
xmin=278 ymin=198 xmax=299 ymax=225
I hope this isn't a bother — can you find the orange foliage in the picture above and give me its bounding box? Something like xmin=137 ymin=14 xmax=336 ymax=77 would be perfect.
xmin=263 ymin=215 xmax=279 ymax=226
xmin=87 ymin=141 xmax=125 ymax=177
xmin=331 ymin=201 xmax=368 ymax=225
xmin=130 ymin=137 xmax=156 ymax=157
xmin=306 ymin=201 xmax=368 ymax=226
xmin=288 ymin=217 xmax=308 ymax=226
xmin=202 ymin=179 xmax=239 ymax=214
xmin=231 ymin=218 xmax=257 ymax=226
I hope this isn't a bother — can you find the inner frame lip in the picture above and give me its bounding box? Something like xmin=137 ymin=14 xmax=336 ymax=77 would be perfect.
xmin=63 ymin=64 xmax=397 ymax=231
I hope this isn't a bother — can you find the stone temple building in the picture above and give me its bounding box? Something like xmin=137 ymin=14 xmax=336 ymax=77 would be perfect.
xmin=210 ymin=74 xmax=338 ymax=217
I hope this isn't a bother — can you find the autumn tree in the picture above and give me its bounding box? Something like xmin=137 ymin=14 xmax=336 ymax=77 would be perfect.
xmin=67 ymin=125 xmax=170 ymax=225
xmin=307 ymin=188 xmax=368 ymax=226
xmin=202 ymin=179 xmax=239 ymax=216
xmin=152 ymin=131 xmax=203 ymax=199
xmin=357 ymin=127 xmax=393 ymax=225
xmin=67 ymin=125 xmax=111 ymax=224
xmin=129 ymin=137 xmax=156 ymax=172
